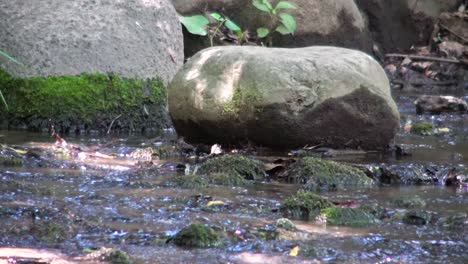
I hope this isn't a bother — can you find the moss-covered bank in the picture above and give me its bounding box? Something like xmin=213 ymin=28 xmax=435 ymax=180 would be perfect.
xmin=0 ymin=69 xmax=168 ymax=133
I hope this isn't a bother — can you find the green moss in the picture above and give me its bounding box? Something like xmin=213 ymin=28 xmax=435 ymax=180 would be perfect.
xmin=32 ymin=220 xmax=68 ymax=243
xmin=280 ymin=191 xmax=334 ymax=219
xmin=285 ymin=157 xmax=373 ymax=191
xmin=106 ymin=249 xmax=131 ymax=264
xmin=320 ymin=207 xmax=379 ymax=227
xmin=174 ymin=174 xmax=208 ymax=189
xmin=207 ymin=172 xmax=247 ymax=186
xmin=0 ymin=69 xmax=167 ymax=132
xmin=199 ymin=155 xmax=265 ymax=181
xmin=411 ymin=121 xmax=433 ymax=135
xmin=275 ymin=218 xmax=296 ymax=231
xmin=172 ymin=224 xmax=221 ymax=248
xmin=393 ymin=195 xmax=426 ymax=209
xmin=222 ymin=86 xmax=262 ymax=115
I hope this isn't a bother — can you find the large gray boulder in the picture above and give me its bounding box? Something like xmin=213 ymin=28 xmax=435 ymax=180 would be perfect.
xmin=168 ymin=46 xmax=400 ymax=150
xmin=172 ymin=0 xmax=372 ymax=56
xmin=0 ymin=0 xmax=183 ymax=83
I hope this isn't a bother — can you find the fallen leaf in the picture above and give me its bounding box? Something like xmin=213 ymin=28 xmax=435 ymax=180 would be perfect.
xmin=289 ymin=245 xmax=299 ymax=257
xmin=207 ymin=200 xmax=225 ymax=207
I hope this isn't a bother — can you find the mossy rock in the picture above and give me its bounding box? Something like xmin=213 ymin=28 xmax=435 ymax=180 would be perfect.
xmin=0 ymin=69 xmax=168 ymax=133
xmin=0 ymin=145 xmax=25 ymax=166
xmin=360 ymin=202 xmax=387 ymax=219
xmin=172 ymin=224 xmax=222 ymax=248
xmin=280 ymin=191 xmax=334 ymax=219
xmin=320 ymin=207 xmax=379 ymax=227
xmin=207 ymin=172 xmax=247 ymax=186
xmin=410 ymin=121 xmax=433 ymax=135
xmin=174 ymin=174 xmax=209 ymax=189
xmin=198 ymin=155 xmax=265 ymax=181
xmin=393 ymin=195 xmax=426 ymax=209
xmin=275 ymin=218 xmax=296 ymax=231
xmin=32 ymin=220 xmax=68 ymax=243
xmin=437 ymin=213 xmax=467 ymax=230
xmin=285 ymin=157 xmax=373 ymax=191
xmin=402 ymin=210 xmax=432 ymax=225
xmin=106 ymin=249 xmax=131 ymax=264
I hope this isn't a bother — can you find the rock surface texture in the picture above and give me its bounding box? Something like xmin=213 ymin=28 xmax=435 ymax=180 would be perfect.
xmin=0 ymin=0 xmax=183 ymax=83
xmin=168 ymin=46 xmax=400 ymax=150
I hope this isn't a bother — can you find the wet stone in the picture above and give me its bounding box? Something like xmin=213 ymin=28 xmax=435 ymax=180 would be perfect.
xmin=319 ymin=207 xmax=379 ymax=227
xmin=198 ymin=154 xmax=265 ymax=181
xmin=172 ymin=224 xmax=222 ymax=248
xmin=280 ymin=191 xmax=334 ymax=220
xmin=282 ymin=157 xmax=373 ymax=191
xmin=393 ymin=195 xmax=426 ymax=209
xmin=402 ymin=211 xmax=432 ymax=225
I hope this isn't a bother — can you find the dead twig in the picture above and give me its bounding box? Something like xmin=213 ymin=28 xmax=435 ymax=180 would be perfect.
xmin=385 ymin=54 xmax=463 ymax=64
xmin=439 ymin=23 xmax=468 ymax=44
xmin=107 ymin=114 xmax=122 ymax=135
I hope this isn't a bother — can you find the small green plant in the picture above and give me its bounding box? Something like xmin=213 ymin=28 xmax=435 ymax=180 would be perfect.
xmin=252 ymin=0 xmax=297 ymax=38
xmin=178 ymin=0 xmax=297 ymax=45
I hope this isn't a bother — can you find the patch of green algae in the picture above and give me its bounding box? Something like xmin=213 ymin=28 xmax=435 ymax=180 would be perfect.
xmin=0 ymin=69 xmax=166 ymax=132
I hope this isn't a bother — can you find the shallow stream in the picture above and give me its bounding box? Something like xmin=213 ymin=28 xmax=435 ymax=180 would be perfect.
xmin=0 ymin=91 xmax=467 ymax=263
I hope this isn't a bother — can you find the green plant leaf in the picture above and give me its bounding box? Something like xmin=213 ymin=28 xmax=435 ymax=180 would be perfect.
xmin=179 ymin=15 xmax=209 ymax=36
xmin=257 ymin=27 xmax=270 ymax=38
xmin=0 ymin=50 xmax=23 ymax=65
xmin=210 ymin=12 xmax=225 ymax=22
xmin=275 ymin=25 xmax=291 ymax=35
xmin=278 ymin=13 xmax=296 ymax=33
xmin=262 ymin=0 xmax=273 ymax=10
xmin=275 ymin=1 xmax=296 ymax=11
xmin=252 ymin=0 xmax=271 ymax=13
xmin=225 ymin=19 xmax=241 ymax=32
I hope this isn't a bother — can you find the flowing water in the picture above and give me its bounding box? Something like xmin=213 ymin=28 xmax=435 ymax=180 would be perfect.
xmin=0 ymin=92 xmax=467 ymax=263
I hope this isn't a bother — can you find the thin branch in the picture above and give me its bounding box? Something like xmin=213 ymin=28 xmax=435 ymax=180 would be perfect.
xmin=107 ymin=114 xmax=122 ymax=135
xmin=385 ymin=54 xmax=462 ymax=64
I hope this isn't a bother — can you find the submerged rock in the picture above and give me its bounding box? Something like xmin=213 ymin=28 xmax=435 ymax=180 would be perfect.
xmin=172 ymin=224 xmax=222 ymax=248
xmin=280 ymin=191 xmax=334 ymax=219
xmin=402 ymin=211 xmax=432 ymax=225
xmin=415 ymin=95 xmax=468 ymax=114
xmin=437 ymin=213 xmax=467 ymax=230
xmin=319 ymin=207 xmax=379 ymax=227
xmin=198 ymin=155 xmax=265 ymax=181
xmin=283 ymin=157 xmax=373 ymax=191
xmin=393 ymin=195 xmax=426 ymax=209
xmin=169 ymin=46 xmax=400 ymax=150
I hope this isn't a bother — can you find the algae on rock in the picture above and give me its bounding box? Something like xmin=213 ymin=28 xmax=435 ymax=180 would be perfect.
xmin=199 ymin=154 xmax=265 ymax=181
xmin=283 ymin=157 xmax=374 ymax=191
xmin=280 ymin=191 xmax=334 ymax=219
xmin=320 ymin=207 xmax=379 ymax=227
xmin=172 ymin=223 xmax=222 ymax=248
xmin=0 ymin=69 xmax=168 ymax=133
